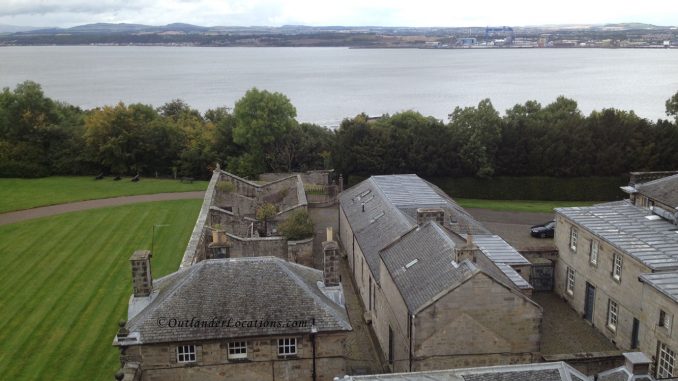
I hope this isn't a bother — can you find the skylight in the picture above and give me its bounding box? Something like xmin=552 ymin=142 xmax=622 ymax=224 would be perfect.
xmin=405 ymin=259 xmax=419 ymax=269
xmin=645 ymin=215 xmax=662 ymax=221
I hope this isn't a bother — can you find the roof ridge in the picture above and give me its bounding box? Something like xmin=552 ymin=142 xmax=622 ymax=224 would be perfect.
xmin=638 ymin=172 xmax=678 ymax=188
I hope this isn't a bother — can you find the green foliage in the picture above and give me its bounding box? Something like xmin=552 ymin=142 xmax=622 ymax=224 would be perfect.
xmin=667 ymin=91 xmax=678 ymax=121
xmin=430 ymin=176 xmax=627 ymax=201
xmin=0 ymin=200 xmax=201 ymax=381
xmin=255 ymin=202 xmax=278 ymax=221
xmin=232 ymin=88 xmax=298 ymax=175
xmin=449 ymin=99 xmax=502 ymax=178
xmin=279 ymin=210 xmax=315 ymax=240
xmin=216 ymin=180 xmax=235 ymax=193
xmin=454 ymin=198 xmax=598 ymax=213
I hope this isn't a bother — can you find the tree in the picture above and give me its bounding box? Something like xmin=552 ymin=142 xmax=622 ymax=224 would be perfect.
xmin=666 ymin=91 xmax=678 ymax=122
xmin=448 ymin=99 xmax=502 ymax=178
xmin=84 ymin=102 xmax=159 ymax=175
xmin=279 ymin=210 xmax=315 ymax=241
xmin=256 ymin=202 xmax=278 ymax=237
xmin=232 ymin=88 xmax=298 ymax=176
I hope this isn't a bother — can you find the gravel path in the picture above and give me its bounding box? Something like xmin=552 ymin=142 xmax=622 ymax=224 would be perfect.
xmin=0 ymin=191 xmax=205 ymax=226
xmin=465 ymin=208 xmax=557 ymax=251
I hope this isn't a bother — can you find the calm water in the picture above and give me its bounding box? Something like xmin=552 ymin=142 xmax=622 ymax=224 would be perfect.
xmin=1 ymin=46 xmax=677 ymax=125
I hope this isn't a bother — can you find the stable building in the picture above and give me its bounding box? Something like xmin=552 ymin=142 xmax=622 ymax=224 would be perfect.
xmin=554 ymin=172 xmax=678 ymax=378
xmin=338 ymin=174 xmax=542 ymax=372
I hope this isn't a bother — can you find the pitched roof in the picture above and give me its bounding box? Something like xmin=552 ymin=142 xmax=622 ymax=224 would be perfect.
xmin=556 ymin=201 xmax=678 ymax=271
xmin=342 ymin=361 xmax=589 ymax=381
xmin=636 ymin=173 xmax=678 ymax=209
xmin=339 ymin=174 xmax=488 ymax=281
xmin=640 ymin=271 xmax=678 ymax=303
xmin=379 ymin=222 xmax=478 ymax=313
xmin=474 ymin=235 xmax=532 ymax=290
xmin=116 ymin=257 xmax=351 ymax=345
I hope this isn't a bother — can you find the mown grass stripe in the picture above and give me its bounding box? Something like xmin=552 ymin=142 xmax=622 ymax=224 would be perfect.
xmin=0 ymin=199 xmax=201 ymax=381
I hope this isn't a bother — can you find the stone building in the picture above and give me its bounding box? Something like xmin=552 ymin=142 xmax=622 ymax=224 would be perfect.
xmin=114 ymin=252 xmax=351 ymax=381
xmin=338 ymin=174 xmax=542 ymax=372
xmin=181 ymin=169 xmax=313 ymax=268
xmin=554 ymin=172 xmax=678 ymax=379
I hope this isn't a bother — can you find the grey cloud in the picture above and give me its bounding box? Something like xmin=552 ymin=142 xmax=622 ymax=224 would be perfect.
xmin=0 ymin=0 xmax=148 ymax=17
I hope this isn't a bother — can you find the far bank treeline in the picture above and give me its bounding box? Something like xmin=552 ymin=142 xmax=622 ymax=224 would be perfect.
xmin=2 ymin=81 xmax=678 ymax=185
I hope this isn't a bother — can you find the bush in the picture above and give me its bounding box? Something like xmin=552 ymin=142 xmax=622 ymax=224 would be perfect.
xmin=216 ymin=180 xmax=235 ymax=193
xmin=0 ymin=161 xmax=50 ymax=178
xmin=279 ymin=210 xmax=315 ymax=241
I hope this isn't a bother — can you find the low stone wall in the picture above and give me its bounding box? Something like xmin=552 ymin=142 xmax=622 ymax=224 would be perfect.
xmin=228 ymin=234 xmax=288 ymax=260
xmin=288 ymin=237 xmax=314 ymax=268
xmin=542 ymin=351 xmax=624 ymax=376
xmin=180 ymin=170 xmax=220 ymax=269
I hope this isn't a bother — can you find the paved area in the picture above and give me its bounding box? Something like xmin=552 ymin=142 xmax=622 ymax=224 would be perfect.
xmin=533 ymin=292 xmax=617 ymax=355
xmin=466 ymin=208 xmax=556 ymax=251
xmin=0 ymin=191 xmax=205 ymax=226
xmin=309 ymin=205 xmax=386 ymax=375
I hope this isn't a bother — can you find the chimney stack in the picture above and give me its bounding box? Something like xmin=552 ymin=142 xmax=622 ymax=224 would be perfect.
xmin=623 ymin=352 xmax=651 ymax=376
xmin=322 ymin=238 xmax=340 ymax=287
xmin=454 ymin=234 xmax=479 ymax=263
xmin=130 ymin=250 xmax=153 ymax=297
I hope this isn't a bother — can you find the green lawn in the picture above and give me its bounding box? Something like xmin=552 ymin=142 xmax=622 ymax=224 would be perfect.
xmin=0 ymin=176 xmax=208 ymax=213
xmin=455 ymin=198 xmax=598 ymax=213
xmin=0 ymin=199 xmax=201 ymax=381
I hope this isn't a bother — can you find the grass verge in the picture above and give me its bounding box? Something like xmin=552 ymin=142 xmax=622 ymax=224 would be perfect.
xmin=0 ymin=199 xmax=201 ymax=381
xmin=0 ymin=176 xmax=208 ymax=213
xmin=455 ymin=198 xmax=598 ymax=213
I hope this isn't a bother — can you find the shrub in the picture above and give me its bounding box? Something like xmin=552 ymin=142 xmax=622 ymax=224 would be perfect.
xmin=279 ymin=210 xmax=315 ymax=241
xmin=216 ymin=180 xmax=235 ymax=193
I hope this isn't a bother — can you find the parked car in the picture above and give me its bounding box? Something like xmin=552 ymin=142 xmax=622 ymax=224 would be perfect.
xmin=531 ymin=220 xmax=555 ymax=238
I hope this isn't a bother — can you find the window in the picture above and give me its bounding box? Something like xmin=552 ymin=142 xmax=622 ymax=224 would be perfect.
xmin=612 ymin=253 xmax=623 ymax=281
xmin=566 ymin=267 xmax=575 ymax=295
xmin=658 ymin=342 xmax=676 ymax=378
xmin=607 ymin=299 xmax=619 ymax=331
xmin=388 ymin=326 xmax=394 ymax=364
xmin=569 ymin=227 xmax=578 ymax=252
xmin=228 ymin=341 xmax=247 ymax=359
xmin=590 ymin=240 xmax=599 ymax=265
xmin=177 ymin=345 xmax=196 ymax=363
xmin=660 ymin=310 xmax=672 ymax=331
xmin=278 ymin=338 xmax=297 ymax=356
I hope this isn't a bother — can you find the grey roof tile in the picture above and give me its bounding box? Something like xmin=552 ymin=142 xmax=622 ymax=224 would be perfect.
xmin=120 ymin=257 xmax=351 ymax=345
xmin=640 ymin=271 xmax=678 ymax=303
xmin=379 ymin=222 xmax=478 ymax=313
xmin=556 ymin=201 xmax=678 ymax=271
xmin=636 ymin=173 xmax=678 ymax=209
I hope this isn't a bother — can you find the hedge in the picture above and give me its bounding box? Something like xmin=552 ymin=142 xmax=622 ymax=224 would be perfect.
xmin=347 ymin=175 xmax=628 ymax=201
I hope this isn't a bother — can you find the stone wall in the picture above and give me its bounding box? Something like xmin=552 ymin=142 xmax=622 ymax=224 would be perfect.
xmin=288 ymin=238 xmax=314 ymax=268
xmin=227 ymin=234 xmax=289 ymax=260
xmin=554 ymin=214 xmax=651 ymax=351
xmin=413 ymin=273 xmax=542 ymax=371
xmin=180 ymin=170 xmax=220 ymax=268
xmin=638 ymin=280 xmax=678 ymax=373
xmin=542 ymin=351 xmax=624 ymax=376
xmin=122 ymin=333 xmax=348 ymax=381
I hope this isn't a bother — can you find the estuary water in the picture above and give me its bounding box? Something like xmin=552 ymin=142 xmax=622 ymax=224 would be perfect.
xmin=1 ymin=46 xmax=677 ymax=125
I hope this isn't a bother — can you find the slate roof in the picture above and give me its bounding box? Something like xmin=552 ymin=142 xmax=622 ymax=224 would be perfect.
xmin=339 ymin=174 xmax=489 ymax=281
xmin=639 ymin=271 xmax=678 ymax=303
xmin=636 ymin=173 xmax=678 ymax=209
xmin=116 ymin=257 xmax=351 ymax=345
xmin=342 ymin=361 xmax=590 ymax=381
xmin=555 ymin=201 xmax=678 ymax=271
xmin=379 ymin=222 xmax=478 ymax=313
xmin=474 ymin=235 xmax=532 ymax=290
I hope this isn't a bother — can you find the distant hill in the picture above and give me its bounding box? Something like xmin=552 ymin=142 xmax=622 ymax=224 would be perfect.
xmin=0 ymin=24 xmax=42 ymax=33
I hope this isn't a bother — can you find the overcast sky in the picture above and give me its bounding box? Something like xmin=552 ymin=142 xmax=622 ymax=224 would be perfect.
xmin=2 ymin=0 xmax=678 ymax=28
